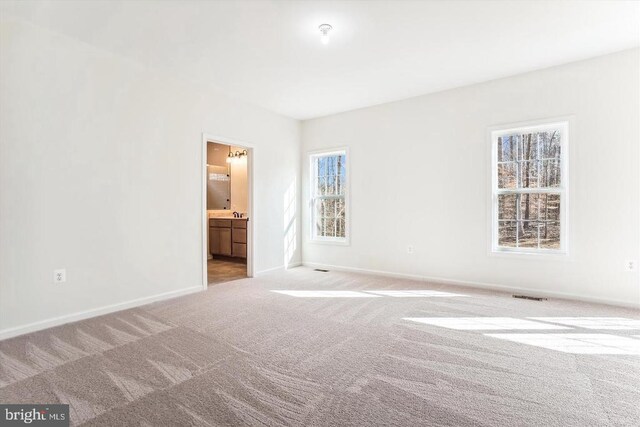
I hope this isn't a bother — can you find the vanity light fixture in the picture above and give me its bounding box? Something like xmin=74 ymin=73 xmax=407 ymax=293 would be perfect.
xmin=319 ymin=24 xmax=332 ymax=45
xmin=226 ymin=149 xmax=248 ymax=163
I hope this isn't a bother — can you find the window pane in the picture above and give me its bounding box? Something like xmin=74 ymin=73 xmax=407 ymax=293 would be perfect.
xmin=315 ymin=217 xmax=324 ymax=236
xmin=315 ymin=154 xmax=347 ymax=196
xmin=317 ymin=157 xmax=325 ymax=177
xmin=498 ymin=163 xmax=517 ymax=189
xmin=540 ymin=130 xmax=561 ymax=160
xmin=540 ymin=159 xmax=561 ymax=187
xmin=337 ymin=175 xmax=346 ymax=195
xmin=328 ymin=176 xmax=336 ymax=194
xmin=325 ymin=218 xmax=336 ymax=237
xmin=337 ymin=218 xmax=346 ymax=238
xmin=314 ymin=197 xmax=346 ymax=238
xmin=519 ymin=136 xmax=538 ymax=161
xmin=315 ymin=198 xmax=324 ymax=218
xmin=331 ymin=156 xmax=339 ymax=175
xmin=322 ymin=199 xmax=333 ymax=218
xmin=498 ymin=194 xmax=517 ymax=220
xmin=518 ymin=221 xmax=539 ymax=248
xmin=326 ymin=175 xmax=335 ymax=195
xmin=327 ymin=198 xmax=343 ymax=222
xmin=498 ymin=221 xmax=517 ymax=247
xmin=325 ymin=198 xmax=338 ymax=218
xmin=336 ymin=197 xmax=345 ymax=218
xmin=519 ymin=193 xmax=540 ymax=221
xmin=316 ymin=176 xmax=325 ymax=195
xmin=539 ymin=194 xmax=560 ymax=221
xmin=519 ymin=160 xmax=539 ymax=188
xmin=540 ymin=222 xmax=560 ymax=249
xmin=498 ymin=136 xmax=517 ymax=162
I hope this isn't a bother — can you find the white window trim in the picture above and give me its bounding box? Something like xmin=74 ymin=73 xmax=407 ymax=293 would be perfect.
xmin=309 ymin=147 xmax=350 ymax=245
xmin=489 ymin=120 xmax=570 ymax=257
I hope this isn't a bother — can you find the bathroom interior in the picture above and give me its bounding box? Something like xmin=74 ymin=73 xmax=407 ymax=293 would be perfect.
xmin=206 ymin=141 xmax=249 ymax=285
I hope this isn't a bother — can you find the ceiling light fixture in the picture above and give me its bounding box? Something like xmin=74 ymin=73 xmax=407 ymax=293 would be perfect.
xmin=319 ymin=24 xmax=332 ymax=45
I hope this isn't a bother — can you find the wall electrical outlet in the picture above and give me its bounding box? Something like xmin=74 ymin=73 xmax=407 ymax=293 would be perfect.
xmin=407 ymin=245 xmax=414 ymax=254
xmin=53 ymin=269 xmax=66 ymax=283
xmin=624 ymin=260 xmax=637 ymax=272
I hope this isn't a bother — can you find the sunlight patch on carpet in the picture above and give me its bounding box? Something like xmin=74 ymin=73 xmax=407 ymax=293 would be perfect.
xmin=404 ymin=317 xmax=572 ymax=330
xmin=528 ymin=317 xmax=640 ymax=330
xmin=271 ymin=290 xmax=381 ymax=298
xmin=364 ymin=290 xmax=467 ymax=297
xmin=486 ymin=333 xmax=640 ymax=355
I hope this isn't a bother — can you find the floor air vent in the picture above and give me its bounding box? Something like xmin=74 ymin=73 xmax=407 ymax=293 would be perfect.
xmin=314 ymin=269 xmax=329 ymax=272
xmin=513 ymin=294 xmax=547 ymax=301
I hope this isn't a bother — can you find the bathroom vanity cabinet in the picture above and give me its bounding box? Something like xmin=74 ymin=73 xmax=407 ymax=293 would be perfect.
xmin=209 ymin=218 xmax=247 ymax=258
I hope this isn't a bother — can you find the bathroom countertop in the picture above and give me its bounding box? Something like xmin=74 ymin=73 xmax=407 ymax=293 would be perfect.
xmin=208 ymin=214 xmax=248 ymax=220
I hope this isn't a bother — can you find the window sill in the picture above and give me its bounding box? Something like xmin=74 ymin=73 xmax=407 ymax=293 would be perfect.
xmin=309 ymin=238 xmax=350 ymax=246
xmin=489 ymin=248 xmax=569 ymax=261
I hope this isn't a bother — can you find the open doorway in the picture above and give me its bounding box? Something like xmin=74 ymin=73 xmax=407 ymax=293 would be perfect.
xmin=202 ymin=135 xmax=254 ymax=288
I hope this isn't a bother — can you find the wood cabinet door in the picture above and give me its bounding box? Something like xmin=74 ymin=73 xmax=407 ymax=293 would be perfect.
xmin=209 ymin=228 xmax=220 ymax=255
xmin=232 ymin=243 xmax=247 ymax=258
xmin=210 ymin=227 xmax=232 ymax=256
xmin=219 ymin=228 xmax=232 ymax=256
xmin=233 ymin=228 xmax=247 ymax=244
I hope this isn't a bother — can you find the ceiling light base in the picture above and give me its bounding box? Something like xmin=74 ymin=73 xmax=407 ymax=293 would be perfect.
xmin=319 ymin=24 xmax=333 ymax=45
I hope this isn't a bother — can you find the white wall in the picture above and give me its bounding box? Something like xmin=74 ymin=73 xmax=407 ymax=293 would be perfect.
xmin=302 ymin=49 xmax=640 ymax=307
xmin=0 ymin=18 xmax=301 ymax=337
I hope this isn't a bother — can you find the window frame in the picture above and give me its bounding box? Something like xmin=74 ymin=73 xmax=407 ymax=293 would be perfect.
xmin=309 ymin=148 xmax=350 ymax=245
xmin=490 ymin=120 xmax=569 ymax=256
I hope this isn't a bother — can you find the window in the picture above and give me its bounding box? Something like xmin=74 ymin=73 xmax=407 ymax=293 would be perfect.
xmin=491 ymin=122 xmax=567 ymax=254
xmin=310 ymin=149 xmax=348 ymax=243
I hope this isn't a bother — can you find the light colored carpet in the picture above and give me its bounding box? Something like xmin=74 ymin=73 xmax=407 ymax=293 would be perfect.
xmin=1 ymin=267 xmax=639 ymax=426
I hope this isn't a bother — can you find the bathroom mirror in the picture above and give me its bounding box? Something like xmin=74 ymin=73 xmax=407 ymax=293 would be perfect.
xmin=206 ymin=142 xmax=248 ymax=213
xmin=207 ymin=164 xmax=230 ymax=210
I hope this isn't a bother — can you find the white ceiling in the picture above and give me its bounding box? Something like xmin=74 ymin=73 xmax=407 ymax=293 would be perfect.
xmin=2 ymin=0 xmax=639 ymax=120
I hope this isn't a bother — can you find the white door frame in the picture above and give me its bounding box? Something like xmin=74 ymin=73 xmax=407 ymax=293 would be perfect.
xmin=201 ymin=133 xmax=255 ymax=290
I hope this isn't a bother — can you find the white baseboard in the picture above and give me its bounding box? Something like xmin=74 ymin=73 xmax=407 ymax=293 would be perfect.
xmin=0 ymin=286 xmax=203 ymax=341
xmin=255 ymin=265 xmax=285 ymax=276
xmin=255 ymin=262 xmax=302 ymax=276
xmin=302 ymin=262 xmax=640 ymax=309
